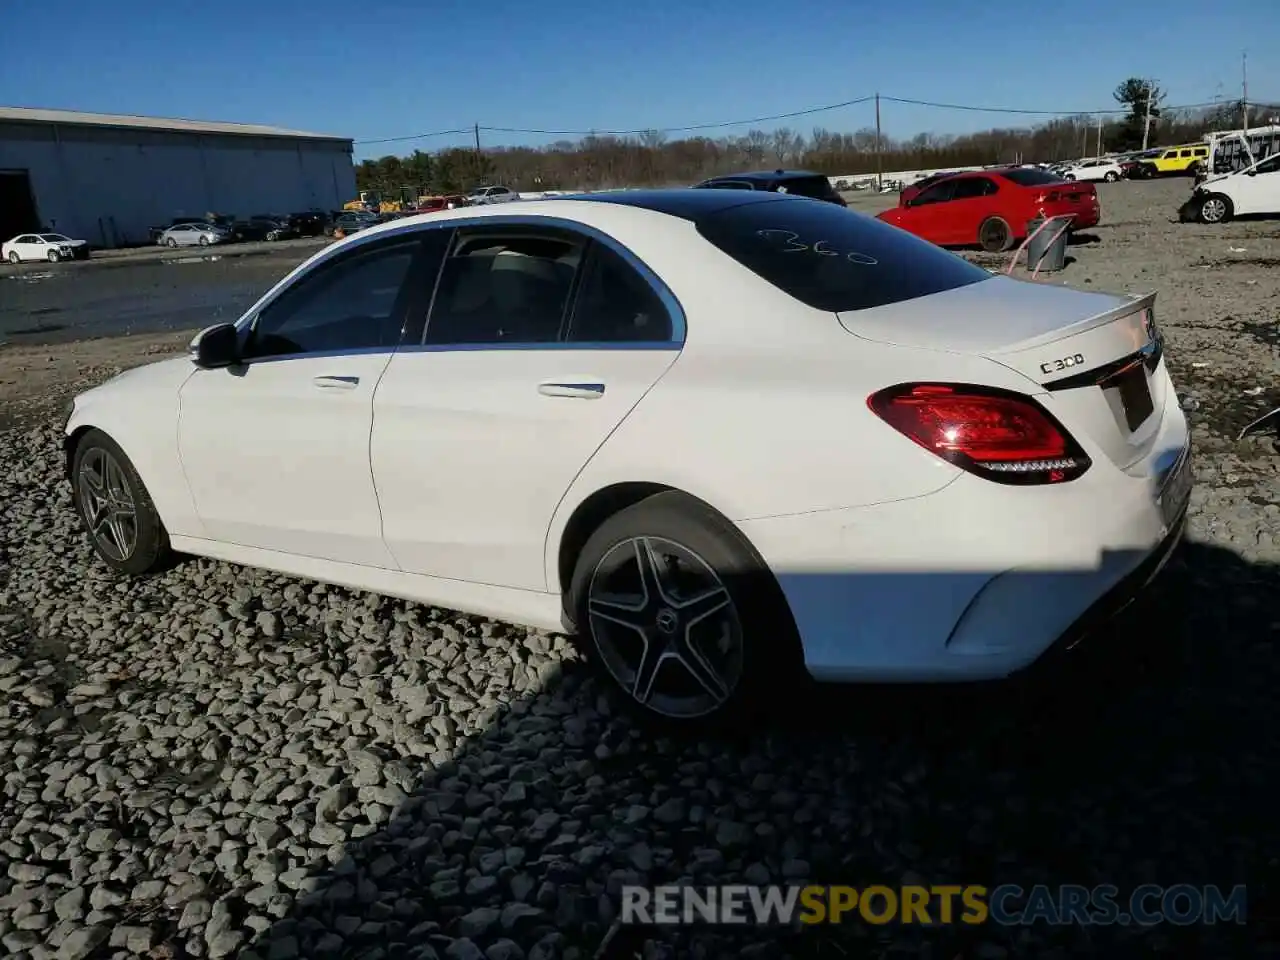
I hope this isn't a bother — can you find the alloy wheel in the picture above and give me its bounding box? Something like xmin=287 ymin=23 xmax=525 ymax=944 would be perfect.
xmin=1201 ymin=198 xmax=1227 ymax=223
xmin=77 ymin=448 xmax=138 ymax=562
xmin=586 ymin=536 xmax=744 ymax=719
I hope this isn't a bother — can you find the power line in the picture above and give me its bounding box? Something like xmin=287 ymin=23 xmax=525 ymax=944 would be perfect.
xmin=881 ymin=95 xmax=1230 ymax=116
xmin=353 ymin=92 xmax=1271 ymax=146
xmin=356 ymin=127 xmax=473 ymax=146
xmin=480 ymin=95 xmax=876 ymax=137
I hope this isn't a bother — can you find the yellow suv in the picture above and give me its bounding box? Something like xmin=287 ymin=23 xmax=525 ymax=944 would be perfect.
xmin=1140 ymin=143 xmax=1209 ymax=177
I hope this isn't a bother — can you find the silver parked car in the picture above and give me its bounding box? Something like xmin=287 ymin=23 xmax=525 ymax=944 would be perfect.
xmin=157 ymin=223 xmax=229 ymax=248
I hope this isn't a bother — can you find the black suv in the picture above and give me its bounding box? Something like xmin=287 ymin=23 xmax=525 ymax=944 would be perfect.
xmin=692 ymin=169 xmax=847 ymax=206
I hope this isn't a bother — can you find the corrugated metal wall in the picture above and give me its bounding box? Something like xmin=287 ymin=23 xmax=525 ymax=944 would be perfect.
xmin=0 ymin=122 xmax=356 ymax=247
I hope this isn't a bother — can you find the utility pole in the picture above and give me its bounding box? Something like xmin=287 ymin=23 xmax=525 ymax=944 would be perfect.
xmin=1241 ymin=51 xmax=1249 ymax=131
xmin=1096 ymin=114 xmax=1103 ymax=157
xmin=874 ymin=93 xmax=882 ymax=191
xmin=473 ymin=123 xmax=482 ymax=157
xmin=1141 ymin=79 xmax=1154 ymax=151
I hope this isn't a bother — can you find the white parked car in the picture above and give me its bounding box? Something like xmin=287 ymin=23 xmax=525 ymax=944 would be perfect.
xmin=1184 ymin=151 xmax=1280 ymax=223
xmin=1059 ymin=159 xmax=1124 ymax=183
xmin=3 ymin=232 xmax=89 ymax=263
xmin=157 ymin=223 xmax=230 ymax=247
xmin=465 ymin=185 xmax=520 ymax=205
xmin=63 ymin=190 xmax=1192 ymax=726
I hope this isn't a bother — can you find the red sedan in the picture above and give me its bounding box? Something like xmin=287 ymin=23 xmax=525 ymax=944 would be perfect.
xmin=877 ymin=168 xmax=1100 ymax=252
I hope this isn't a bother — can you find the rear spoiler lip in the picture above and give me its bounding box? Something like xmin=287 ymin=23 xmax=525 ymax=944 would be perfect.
xmin=986 ymin=291 xmax=1157 ymax=357
xmin=1238 ymin=406 xmax=1280 ymax=441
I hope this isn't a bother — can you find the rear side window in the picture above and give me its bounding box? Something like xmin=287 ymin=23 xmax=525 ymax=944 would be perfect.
xmin=776 ymin=176 xmax=839 ymax=200
xmin=697 ymin=198 xmax=991 ymax=313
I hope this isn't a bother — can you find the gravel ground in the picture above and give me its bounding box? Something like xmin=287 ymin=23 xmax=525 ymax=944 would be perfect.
xmin=1 ymin=177 xmax=1278 ymax=959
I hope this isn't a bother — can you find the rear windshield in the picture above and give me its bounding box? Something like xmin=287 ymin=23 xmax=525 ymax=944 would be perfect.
xmin=777 ymin=175 xmax=839 ymax=200
xmin=999 ymin=168 xmax=1067 ymax=187
xmin=697 ymin=197 xmax=991 ymax=312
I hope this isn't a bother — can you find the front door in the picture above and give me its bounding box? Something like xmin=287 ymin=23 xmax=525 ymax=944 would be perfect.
xmin=1228 ymin=153 xmax=1280 ymax=215
xmin=178 ymin=234 xmax=436 ymax=567
xmin=372 ymin=223 xmax=682 ymax=591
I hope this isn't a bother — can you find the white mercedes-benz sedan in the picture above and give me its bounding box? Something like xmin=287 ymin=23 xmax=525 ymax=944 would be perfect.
xmin=64 ymin=189 xmax=1192 ymax=726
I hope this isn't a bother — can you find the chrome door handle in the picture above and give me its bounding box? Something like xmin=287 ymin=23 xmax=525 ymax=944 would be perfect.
xmin=538 ymin=382 xmax=605 ymax=400
xmin=313 ymin=375 xmax=360 ymax=390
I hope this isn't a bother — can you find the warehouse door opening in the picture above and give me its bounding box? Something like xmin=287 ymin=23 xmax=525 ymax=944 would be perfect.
xmin=0 ymin=171 xmax=40 ymax=242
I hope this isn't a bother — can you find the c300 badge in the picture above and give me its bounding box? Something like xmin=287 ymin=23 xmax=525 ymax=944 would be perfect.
xmin=1040 ymin=353 xmax=1085 ymax=375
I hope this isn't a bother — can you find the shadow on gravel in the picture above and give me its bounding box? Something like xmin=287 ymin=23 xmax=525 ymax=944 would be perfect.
xmin=235 ymin=540 xmax=1277 ymax=960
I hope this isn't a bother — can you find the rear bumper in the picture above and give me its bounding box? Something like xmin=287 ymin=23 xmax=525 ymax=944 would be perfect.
xmin=1012 ymin=502 xmax=1187 ymax=677
xmin=737 ymin=395 xmax=1190 ymax=684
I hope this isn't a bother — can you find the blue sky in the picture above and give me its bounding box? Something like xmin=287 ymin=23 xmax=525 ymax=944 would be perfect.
xmin=1 ymin=0 xmax=1275 ymax=160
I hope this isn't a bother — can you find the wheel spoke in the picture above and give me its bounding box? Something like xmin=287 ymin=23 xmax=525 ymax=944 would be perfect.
xmin=587 ymin=592 xmax=651 ymax=631
xmin=633 ymin=537 xmax=670 ymax=607
xmin=672 ymin=636 xmax=729 ymax=703
xmin=631 ymin=637 xmax=668 ymax=705
xmin=106 ymin=509 xmax=133 ymax=556
xmin=674 ymin=585 xmax=730 ymax=624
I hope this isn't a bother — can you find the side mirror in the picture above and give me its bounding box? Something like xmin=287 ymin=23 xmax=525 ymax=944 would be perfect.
xmin=189 ymin=323 xmax=240 ymax=369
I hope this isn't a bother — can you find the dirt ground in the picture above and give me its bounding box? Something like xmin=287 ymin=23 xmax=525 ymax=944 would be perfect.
xmin=2 ymin=177 xmax=1277 ymax=436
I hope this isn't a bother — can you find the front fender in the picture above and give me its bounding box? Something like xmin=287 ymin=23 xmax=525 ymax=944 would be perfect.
xmin=64 ymin=357 xmax=204 ymax=538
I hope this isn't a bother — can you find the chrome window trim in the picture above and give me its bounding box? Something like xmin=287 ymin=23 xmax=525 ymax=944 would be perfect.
xmin=232 ymin=214 xmax=687 ymax=365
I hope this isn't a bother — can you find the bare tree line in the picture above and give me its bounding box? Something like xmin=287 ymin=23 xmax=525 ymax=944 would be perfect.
xmin=355 ymin=98 xmax=1275 ymax=197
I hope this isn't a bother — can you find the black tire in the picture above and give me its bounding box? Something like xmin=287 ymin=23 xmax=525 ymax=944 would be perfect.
xmin=7 ymin=251 xmax=18 ymax=264
xmin=71 ymin=429 xmax=172 ymax=576
xmin=1104 ymin=171 xmax=1119 ymax=182
xmin=1064 ymin=173 xmax=1076 ymax=181
xmin=198 ymin=235 xmax=210 ymax=247
xmin=47 ymin=249 xmax=60 ymax=263
xmin=166 ymin=237 xmax=178 ymax=247
xmin=567 ymin=491 xmax=801 ymax=729
xmin=978 ymin=216 xmax=1012 ymax=253
xmin=1198 ymin=194 xmax=1233 ymax=224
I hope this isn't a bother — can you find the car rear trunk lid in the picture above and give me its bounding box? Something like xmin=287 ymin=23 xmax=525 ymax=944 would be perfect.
xmin=838 ymin=278 xmax=1164 ymax=469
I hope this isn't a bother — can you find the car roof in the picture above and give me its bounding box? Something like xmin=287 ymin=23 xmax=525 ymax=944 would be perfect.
xmin=330 ymin=189 xmax=798 ymax=248
xmin=562 ymin=188 xmax=788 ymax=219
xmin=700 ymin=169 xmax=827 ymax=183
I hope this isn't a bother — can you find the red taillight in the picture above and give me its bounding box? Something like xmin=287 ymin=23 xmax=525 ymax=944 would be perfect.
xmin=867 ymin=383 xmax=1091 ymax=484
xmin=1035 ymin=190 xmax=1062 ymax=204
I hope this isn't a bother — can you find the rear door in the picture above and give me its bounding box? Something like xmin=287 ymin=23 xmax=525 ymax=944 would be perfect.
xmin=370 ymin=221 xmax=682 ymax=591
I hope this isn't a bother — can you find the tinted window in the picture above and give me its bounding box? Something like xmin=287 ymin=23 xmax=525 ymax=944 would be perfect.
xmin=776 ymin=176 xmax=839 ymax=200
xmin=998 ymin=169 xmax=1067 ymax=187
xmin=700 ymin=180 xmax=753 ymax=190
xmin=911 ymin=180 xmax=956 ymax=205
xmin=245 ymin=241 xmax=418 ymax=359
xmin=951 ymin=177 xmax=997 ymax=200
xmin=425 ymin=231 xmax=580 ymax=345
xmin=697 ymin=198 xmax=991 ymax=313
xmin=567 ymin=244 xmax=672 ymax=343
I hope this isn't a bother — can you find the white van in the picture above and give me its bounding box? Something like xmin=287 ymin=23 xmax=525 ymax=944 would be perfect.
xmin=1183 ymin=151 xmax=1280 ymax=223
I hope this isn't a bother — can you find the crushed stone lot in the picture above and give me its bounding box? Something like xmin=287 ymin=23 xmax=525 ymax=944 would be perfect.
xmin=1 ymin=177 xmax=1278 ymax=958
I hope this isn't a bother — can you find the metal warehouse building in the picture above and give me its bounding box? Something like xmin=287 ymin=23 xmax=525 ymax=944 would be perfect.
xmin=0 ymin=106 xmax=356 ymax=248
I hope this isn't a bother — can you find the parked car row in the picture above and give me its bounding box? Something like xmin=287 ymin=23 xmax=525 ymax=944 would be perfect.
xmin=150 ymin=211 xmax=332 ymax=248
